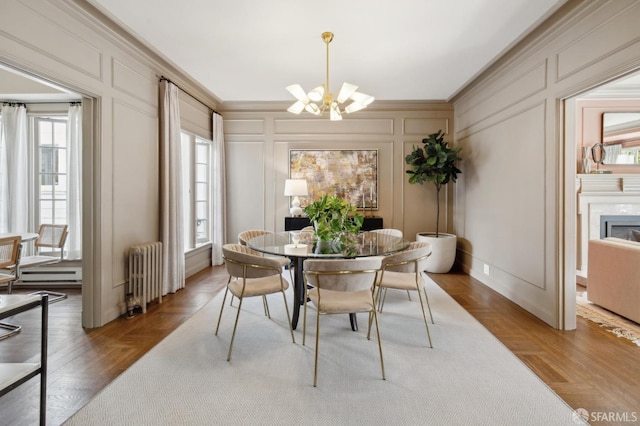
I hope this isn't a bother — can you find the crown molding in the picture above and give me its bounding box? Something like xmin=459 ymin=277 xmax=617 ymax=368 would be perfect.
xmin=219 ymin=99 xmax=453 ymax=113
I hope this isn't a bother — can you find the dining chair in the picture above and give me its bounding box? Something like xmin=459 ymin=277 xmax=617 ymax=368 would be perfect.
xmin=11 ymin=224 xmax=69 ymax=302
xmin=237 ymin=229 xmax=290 ymax=313
xmin=370 ymin=228 xmax=402 ymax=238
xmin=375 ymin=241 xmax=434 ymax=348
xmin=371 ymin=228 xmax=413 ymax=301
xmin=238 ymin=229 xmax=272 ymax=253
xmin=216 ymin=244 xmax=295 ymax=361
xmin=0 ymin=235 xmax=23 ymax=339
xmin=302 ymin=257 xmax=384 ymax=386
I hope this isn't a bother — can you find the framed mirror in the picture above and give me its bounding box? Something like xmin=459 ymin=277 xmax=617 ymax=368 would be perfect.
xmin=601 ymin=112 xmax=640 ymax=164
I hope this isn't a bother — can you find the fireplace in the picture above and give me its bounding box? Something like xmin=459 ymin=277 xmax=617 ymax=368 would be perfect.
xmin=599 ymin=215 xmax=640 ymax=240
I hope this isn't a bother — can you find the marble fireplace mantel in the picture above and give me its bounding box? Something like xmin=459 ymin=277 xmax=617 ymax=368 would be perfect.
xmin=576 ymin=174 xmax=640 ymax=283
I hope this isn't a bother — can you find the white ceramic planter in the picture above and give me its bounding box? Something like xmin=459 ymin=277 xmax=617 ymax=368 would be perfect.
xmin=416 ymin=232 xmax=457 ymax=273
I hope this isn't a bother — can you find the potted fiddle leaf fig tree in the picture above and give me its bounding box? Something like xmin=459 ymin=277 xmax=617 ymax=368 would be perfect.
xmin=406 ymin=130 xmax=462 ymax=273
xmin=304 ymin=194 xmax=364 ymax=254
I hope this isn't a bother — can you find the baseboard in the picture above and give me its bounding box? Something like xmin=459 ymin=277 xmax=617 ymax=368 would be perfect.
xmin=19 ymin=266 xmax=82 ymax=282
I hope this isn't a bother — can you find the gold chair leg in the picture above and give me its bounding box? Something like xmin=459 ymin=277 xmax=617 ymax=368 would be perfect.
xmin=422 ymin=288 xmax=434 ymax=324
xmin=281 ymin=290 xmax=295 ymax=343
xmin=227 ymin=297 xmax=244 ymax=361
xmin=262 ymin=295 xmax=271 ymax=318
xmin=406 ymin=290 xmax=412 ymax=301
xmin=372 ymin=308 xmax=385 ymax=380
xmin=313 ymin=308 xmax=321 ymax=387
xmin=416 ymin=290 xmax=433 ymax=348
xmin=214 ymin=285 xmax=231 ymax=335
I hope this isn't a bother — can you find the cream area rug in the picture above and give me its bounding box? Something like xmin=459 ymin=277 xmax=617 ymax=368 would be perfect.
xmin=65 ymin=276 xmax=585 ymax=425
xmin=576 ymin=291 xmax=640 ymax=347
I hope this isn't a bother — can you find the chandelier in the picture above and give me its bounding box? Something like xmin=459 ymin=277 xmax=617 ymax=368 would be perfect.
xmin=286 ymin=32 xmax=374 ymax=121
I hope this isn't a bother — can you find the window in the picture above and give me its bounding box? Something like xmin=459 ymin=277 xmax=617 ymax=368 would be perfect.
xmin=34 ymin=117 xmax=68 ymax=225
xmin=181 ymin=131 xmax=212 ymax=250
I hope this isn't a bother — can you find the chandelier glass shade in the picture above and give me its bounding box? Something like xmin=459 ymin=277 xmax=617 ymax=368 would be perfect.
xmin=286 ymin=32 xmax=374 ymax=121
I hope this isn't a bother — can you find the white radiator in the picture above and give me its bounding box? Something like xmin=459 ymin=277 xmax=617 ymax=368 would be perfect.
xmin=128 ymin=241 xmax=163 ymax=313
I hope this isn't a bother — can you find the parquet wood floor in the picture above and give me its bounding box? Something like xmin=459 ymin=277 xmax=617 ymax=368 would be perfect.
xmin=0 ymin=267 xmax=637 ymax=425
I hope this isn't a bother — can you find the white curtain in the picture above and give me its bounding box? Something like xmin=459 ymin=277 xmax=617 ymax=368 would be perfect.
xmin=66 ymin=104 xmax=82 ymax=259
xmin=160 ymin=80 xmax=185 ymax=293
xmin=211 ymin=112 xmax=226 ymax=265
xmin=0 ymin=104 xmax=28 ymax=234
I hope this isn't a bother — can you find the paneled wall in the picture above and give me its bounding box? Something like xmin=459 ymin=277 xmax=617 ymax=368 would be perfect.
xmin=221 ymin=107 xmax=453 ymax=244
xmin=452 ymin=0 xmax=640 ymax=328
xmin=0 ymin=0 xmax=219 ymax=327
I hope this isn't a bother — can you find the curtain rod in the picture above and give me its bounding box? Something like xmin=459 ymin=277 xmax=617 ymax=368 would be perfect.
xmin=160 ymin=76 xmax=220 ymax=116
xmin=1 ymin=101 xmax=81 ymax=105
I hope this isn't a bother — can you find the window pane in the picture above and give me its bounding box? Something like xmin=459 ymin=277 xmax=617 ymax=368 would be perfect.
xmin=39 ymin=121 xmax=52 ymax=145
xmin=53 ymin=122 xmax=66 ymax=146
xmin=195 ymin=163 xmax=207 ymax=182
xmin=40 ymin=200 xmax=53 ymax=224
xmin=54 ymin=201 xmax=67 ymax=223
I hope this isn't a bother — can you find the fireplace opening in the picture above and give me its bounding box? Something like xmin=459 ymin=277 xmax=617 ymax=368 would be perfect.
xmin=599 ymin=215 xmax=640 ymax=240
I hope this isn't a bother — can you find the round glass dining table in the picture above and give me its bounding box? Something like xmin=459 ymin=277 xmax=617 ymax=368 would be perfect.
xmin=246 ymin=231 xmax=410 ymax=330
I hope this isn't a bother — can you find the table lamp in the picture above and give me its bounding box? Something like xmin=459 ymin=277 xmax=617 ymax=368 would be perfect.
xmin=284 ymin=179 xmax=308 ymax=216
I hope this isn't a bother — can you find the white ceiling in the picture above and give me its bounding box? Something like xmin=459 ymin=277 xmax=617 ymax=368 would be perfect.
xmin=87 ymin=0 xmax=566 ymax=103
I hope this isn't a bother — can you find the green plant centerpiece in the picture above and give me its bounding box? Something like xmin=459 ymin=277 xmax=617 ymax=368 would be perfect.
xmin=304 ymin=194 xmax=364 ymax=254
xmin=405 ymin=130 xmax=462 ymax=237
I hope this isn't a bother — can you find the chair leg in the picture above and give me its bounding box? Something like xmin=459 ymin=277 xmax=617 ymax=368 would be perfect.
xmin=313 ymin=308 xmax=321 ymax=387
xmin=29 ymin=290 xmax=67 ymax=304
xmin=372 ymin=308 xmax=386 ymax=380
xmin=303 ymin=287 xmax=309 ymax=346
xmin=215 ymin=284 xmax=231 ymax=335
xmin=262 ymin=295 xmax=270 ymax=318
xmin=281 ymin=290 xmax=295 ymax=343
xmin=406 ymin=290 xmax=412 ymax=301
xmin=416 ymin=289 xmax=433 ymax=348
xmin=0 ymin=322 xmax=21 ymax=340
xmin=422 ymin=288 xmax=434 ymax=324
xmin=227 ymin=296 xmax=244 ymax=361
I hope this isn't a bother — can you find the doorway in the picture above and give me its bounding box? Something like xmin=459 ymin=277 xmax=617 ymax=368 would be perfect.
xmin=1 ymin=62 xmax=98 ymax=328
xmin=564 ymin=69 xmax=640 ymax=331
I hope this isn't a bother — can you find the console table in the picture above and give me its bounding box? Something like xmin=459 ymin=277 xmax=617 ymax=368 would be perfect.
xmin=285 ymin=216 xmax=383 ymax=231
xmin=0 ymin=294 xmax=48 ymax=425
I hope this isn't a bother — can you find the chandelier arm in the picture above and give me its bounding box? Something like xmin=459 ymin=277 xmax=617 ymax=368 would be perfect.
xmin=325 ymin=34 xmax=331 ymax=107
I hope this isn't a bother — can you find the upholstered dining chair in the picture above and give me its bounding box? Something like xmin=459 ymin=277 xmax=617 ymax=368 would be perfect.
xmin=302 ymin=257 xmax=384 ymax=387
xmin=370 ymin=228 xmax=403 ymax=238
xmin=0 ymin=235 xmax=23 ymax=339
xmin=237 ymin=229 xmax=290 ymax=313
xmin=376 ymin=241 xmax=434 ymax=348
xmin=216 ymin=244 xmax=295 ymax=361
xmin=238 ymin=229 xmax=272 ymax=253
xmin=370 ymin=228 xmax=413 ymax=301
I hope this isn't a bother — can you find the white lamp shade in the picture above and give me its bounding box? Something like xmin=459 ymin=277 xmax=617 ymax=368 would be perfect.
xmin=350 ymin=92 xmax=374 ymax=106
xmin=286 ymin=84 xmax=310 ymax=103
xmin=287 ymin=101 xmax=306 ymax=114
xmin=337 ymin=82 xmax=358 ymax=103
xmin=308 ymin=86 xmax=325 ymax=102
xmin=284 ymin=179 xmax=308 ymax=196
xmin=344 ymin=101 xmax=366 ymax=114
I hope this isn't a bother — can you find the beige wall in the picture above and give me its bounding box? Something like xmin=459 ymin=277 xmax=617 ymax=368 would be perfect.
xmin=0 ymin=0 xmax=219 ymax=327
xmin=220 ymin=106 xmax=454 ymax=243
xmin=452 ymin=0 xmax=640 ymax=328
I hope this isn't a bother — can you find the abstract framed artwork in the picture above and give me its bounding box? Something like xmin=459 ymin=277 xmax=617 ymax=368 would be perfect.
xmin=289 ymin=149 xmax=378 ymax=210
